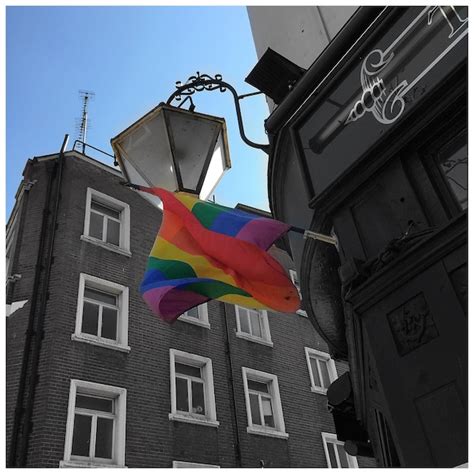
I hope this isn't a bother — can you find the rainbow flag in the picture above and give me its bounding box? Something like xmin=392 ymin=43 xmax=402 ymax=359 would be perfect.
xmin=137 ymin=186 xmax=300 ymax=322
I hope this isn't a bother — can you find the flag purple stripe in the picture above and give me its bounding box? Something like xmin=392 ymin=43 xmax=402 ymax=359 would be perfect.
xmin=142 ymin=286 xmax=208 ymax=322
xmin=236 ymin=217 xmax=291 ymax=250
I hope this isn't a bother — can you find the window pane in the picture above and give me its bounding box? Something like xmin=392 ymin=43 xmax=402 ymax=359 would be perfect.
xmin=184 ymin=306 xmax=199 ymax=319
xmin=310 ymin=358 xmax=322 ymax=387
xmin=82 ymin=302 xmax=99 ymax=336
xmin=262 ymin=397 xmax=275 ymax=427
xmin=76 ymin=394 xmax=114 ymax=413
xmin=91 ymin=201 xmax=120 ymax=219
xmin=89 ymin=212 xmax=104 ymax=240
xmin=327 ymin=442 xmax=338 ymax=468
xmin=95 ymin=417 xmax=114 ymax=459
xmin=318 ymin=359 xmax=331 ymax=389
xmin=84 ymin=288 xmax=117 ymax=306
xmin=176 ymin=377 xmax=189 ymax=412
xmin=249 ymin=312 xmax=262 ymax=338
xmin=337 ymin=444 xmax=349 ymax=468
xmin=249 ymin=393 xmax=261 ymax=425
xmin=71 ymin=414 xmax=92 ymax=457
xmin=175 ymin=363 xmax=201 ymax=378
xmin=101 ymin=307 xmax=118 ymax=340
xmin=239 ymin=311 xmax=250 ymax=334
xmin=248 ymin=380 xmax=269 ymax=393
xmin=106 ymin=219 xmax=120 ymax=246
xmin=191 ymin=381 xmax=205 ymax=415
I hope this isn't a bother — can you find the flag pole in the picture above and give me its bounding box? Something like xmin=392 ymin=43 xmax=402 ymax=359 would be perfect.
xmin=120 ymin=181 xmax=338 ymax=246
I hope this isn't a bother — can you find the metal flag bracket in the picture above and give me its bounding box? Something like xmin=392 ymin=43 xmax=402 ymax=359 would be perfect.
xmin=290 ymin=226 xmax=338 ymax=246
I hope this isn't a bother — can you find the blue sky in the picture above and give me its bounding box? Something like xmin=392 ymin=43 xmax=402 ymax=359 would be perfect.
xmin=6 ymin=6 xmax=270 ymax=217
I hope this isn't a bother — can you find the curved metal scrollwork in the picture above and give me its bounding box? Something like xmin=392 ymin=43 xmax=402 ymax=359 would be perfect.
xmin=166 ymin=72 xmax=269 ymax=153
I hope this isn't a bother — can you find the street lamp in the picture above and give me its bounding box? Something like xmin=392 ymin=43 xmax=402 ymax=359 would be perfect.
xmin=111 ymin=103 xmax=231 ymax=203
xmin=111 ymin=72 xmax=269 ymax=205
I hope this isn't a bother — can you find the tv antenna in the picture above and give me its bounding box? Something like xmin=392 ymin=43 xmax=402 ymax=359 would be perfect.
xmin=76 ymin=90 xmax=95 ymax=154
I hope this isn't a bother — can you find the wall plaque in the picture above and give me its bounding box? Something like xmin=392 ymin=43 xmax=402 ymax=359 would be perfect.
xmin=387 ymin=293 xmax=439 ymax=356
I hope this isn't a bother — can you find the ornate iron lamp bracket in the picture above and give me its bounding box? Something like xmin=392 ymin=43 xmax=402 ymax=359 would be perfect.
xmin=166 ymin=72 xmax=269 ymax=153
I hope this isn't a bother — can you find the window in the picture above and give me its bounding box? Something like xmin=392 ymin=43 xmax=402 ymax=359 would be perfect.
xmin=289 ymin=270 xmax=307 ymax=316
xmin=305 ymin=348 xmax=337 ymax=394
xmin=60 ymin=380 xmax=126 ymax=468
xmin=235 ymin=306 xmax=272 ymax=346
xmin=178 ymin=303 xmax=210 ymax=328
xmin=82 ymin=188 xmax=131 ymax=255
xmin=322 ymin=433 xmax=358 ymax=468
xmin=242 ymin=367 xmax=288 ymax=439
xmin=172 ymin=461 xmax=220 ymax=468
xmin=72 ymin=273 xmax=130 ymax=352
xmin=169 ymin=349 xmax=219 ymax=427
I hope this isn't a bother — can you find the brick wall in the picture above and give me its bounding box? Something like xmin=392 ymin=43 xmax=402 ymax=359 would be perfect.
xmin=6 ymin=152 xmax=375 ymax=468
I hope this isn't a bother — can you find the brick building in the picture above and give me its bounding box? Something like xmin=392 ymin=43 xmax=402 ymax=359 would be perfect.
xmin=6 ymin=150 xmax=374 ymax=468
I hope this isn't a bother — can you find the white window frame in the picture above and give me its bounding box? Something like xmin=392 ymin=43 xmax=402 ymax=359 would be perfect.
xmin=322 ymin=432 xmax=358 ymax=468
xmin=242 ymin=367 xmax=288 ymax=439
xmin=172 ymin=461 xmax=220 ymax=468
xmin=169 ymin=349 xmax=219 ymax=427
xmin=178 ymin=303 xmax=210 ymax=328
xmin=305 ymin=347 xmax=337 ymax=394
xmin=235 ymin=306 xmax=273 ymax=347
xmin=60 ymin=379 xmax=127 ymax=468
xmin=289 ymin=269 xmax=307 ymax=316
xmin=72 ymin=273 xmax=130 ymax=352
xmin=81 ymin=187 xmax=131 ymax=256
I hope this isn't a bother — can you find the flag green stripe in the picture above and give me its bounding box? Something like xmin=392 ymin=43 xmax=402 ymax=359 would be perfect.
xmin=185 ymin=280 xmax=251 ymax=299
xmin=191 ymin=201 xmax=224 ymax=229
xmin=147 ymin=256 xmax=197 ymax=279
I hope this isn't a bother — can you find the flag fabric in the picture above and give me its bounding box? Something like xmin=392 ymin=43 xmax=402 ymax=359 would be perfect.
xmin=137 ymin=186 xmax=301 ymax=322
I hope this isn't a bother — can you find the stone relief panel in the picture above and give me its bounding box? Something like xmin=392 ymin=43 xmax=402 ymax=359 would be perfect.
xmin=387 ymin=293 xmax=439 ymax=356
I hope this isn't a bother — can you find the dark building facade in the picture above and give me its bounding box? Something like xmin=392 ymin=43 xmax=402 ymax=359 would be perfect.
xmin=260 ymin=5 xmax=467 ymax=468
xmin=6 ymin=150 xmax=375 ymax=468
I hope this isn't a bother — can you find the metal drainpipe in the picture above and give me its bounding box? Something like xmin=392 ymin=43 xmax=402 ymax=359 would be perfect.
xmin=16 ymin=135 xmax=69 ymax=467
xmin=222 ymin=303 xmax=243 ymax=467
xmin=8 ymin=158 xmax=57 ymax=467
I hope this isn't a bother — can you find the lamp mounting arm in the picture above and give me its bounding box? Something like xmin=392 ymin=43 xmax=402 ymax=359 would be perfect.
xmin=166 ymin=72 xmax=269 ymax=154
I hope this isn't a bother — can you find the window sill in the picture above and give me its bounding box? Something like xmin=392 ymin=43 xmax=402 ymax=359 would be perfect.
xmin=71 ymin=334 xmax=131 ymax=353
xmin=246 ymin=426 xmax=289 ymax=439
xmin=169 ymin=413 xmax=219 ymax=428
xmin=311 ymin=386 xmax=328 ymax=395
xmin=178 ymin=316 xmax=210 ymax=329
xmin=80 ymin=235 xmax=131 ymax=257
xmin=236 ymin=332 xmax=273 ymax=347
xmin=59 ymin=460 xmax=126 ymax=468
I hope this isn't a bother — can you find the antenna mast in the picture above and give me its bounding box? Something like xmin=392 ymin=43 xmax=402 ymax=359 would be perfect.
xmin=76 ymin=90 xmax=95 ymax=154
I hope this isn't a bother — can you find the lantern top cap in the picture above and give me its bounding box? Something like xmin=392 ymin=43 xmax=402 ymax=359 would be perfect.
xmin=111 ymin=103 xmax=226 ymax=147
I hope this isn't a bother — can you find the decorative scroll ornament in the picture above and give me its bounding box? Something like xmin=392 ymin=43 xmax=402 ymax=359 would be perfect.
xmin=346 ymin=6 xmax=468 ymax=126
xmin=172 ymin=72 xmax=227 ymax=103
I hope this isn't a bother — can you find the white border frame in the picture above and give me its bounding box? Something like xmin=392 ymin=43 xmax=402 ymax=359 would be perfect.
xmin=72 ymin=273 xmax=130 ymax=352
xmin=169 ymin=349 xmax=219 ymax=427
xmin=81 ymin=187 xmax=131 ymax=256
xmin=241 ymin=367 xmax=288 ymax=439
xmin=172 ymin=461 xmax=220 ymax=468
xmin=304 ymin=347 xmax=337 ymax=394
xmin=178 ymin=303 xmax=210 ymax=328
xmin=321 ymin=432 xmax=358 ymax=468
xmin=60 ymin=379 xmax=127 ymax=468
xmin=235 ymin=306 xmax=273 ymax=347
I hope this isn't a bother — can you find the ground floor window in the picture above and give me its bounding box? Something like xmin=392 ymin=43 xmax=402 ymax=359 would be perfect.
xmin=61 ymin=379 xmax=127 ymax=468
